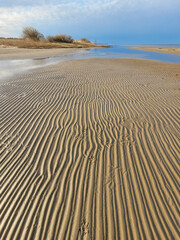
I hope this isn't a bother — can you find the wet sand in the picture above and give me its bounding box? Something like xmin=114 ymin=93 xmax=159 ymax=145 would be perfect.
xmin=0 ymin=47 xmax=79 ymax=59
xmin=128 ymin=46 xmax=180 ymax=55
xmin=1 ymin=58 xmax=179 ymax=239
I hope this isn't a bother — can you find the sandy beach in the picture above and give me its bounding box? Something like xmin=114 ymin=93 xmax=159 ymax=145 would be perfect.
xmin=128 ymin=46 xmax=180 ymax=55
xmin=0 ymin=47 xmax=80 ymax=60
xmin=1 ymin=56 xmax=179 ymax=239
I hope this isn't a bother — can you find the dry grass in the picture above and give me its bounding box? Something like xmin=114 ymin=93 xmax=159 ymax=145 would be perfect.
xmin=80 ymin=38 xmax=91 ymax=43
xmin=0 ymin=38 xmax=108 ymax=49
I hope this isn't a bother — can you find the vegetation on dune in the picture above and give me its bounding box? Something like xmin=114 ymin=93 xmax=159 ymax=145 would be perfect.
xmin=80 ymin=38 xmax=91 ymax=43
xmin=0 ymin=38 xmax=82 ymax=49
xmin=0 ymin=26 xmax=108 ymax=49
xmin=47 ymin=34 xmax=74 ymax=43
xmin=22 ymin=27 xmax=45 ymax=41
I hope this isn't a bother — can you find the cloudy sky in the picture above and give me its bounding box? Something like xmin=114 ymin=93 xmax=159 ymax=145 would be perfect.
xmin=0 ymin=0 xmax=179 ymax=44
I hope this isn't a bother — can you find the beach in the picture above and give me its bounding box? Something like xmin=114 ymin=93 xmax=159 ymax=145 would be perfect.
xmin=0 ymin=47 xmax=79 ymax=60
xmin=1 ymin=55 xmax=179 ymax=239
xmin=128 ymin=46 xmax=180 ymax=55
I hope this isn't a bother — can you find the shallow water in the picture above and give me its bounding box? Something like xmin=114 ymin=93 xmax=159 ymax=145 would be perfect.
xmin=0 ymin=45 xmax=180 ymax=81
xmin=88 ymin=45 xmax=180 ymax=63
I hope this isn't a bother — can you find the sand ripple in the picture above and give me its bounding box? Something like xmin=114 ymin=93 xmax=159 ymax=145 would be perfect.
xmin=1 ymin=59 xmax=179 ymax=239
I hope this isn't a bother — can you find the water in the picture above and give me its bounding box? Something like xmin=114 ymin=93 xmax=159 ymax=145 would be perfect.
xmin=0 ymin=45 xmax=180 ymax=81
xmin=86 ymin=45 xmax=180 ymax=63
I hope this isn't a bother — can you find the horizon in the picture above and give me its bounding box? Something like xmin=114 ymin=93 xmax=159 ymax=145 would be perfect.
xmin=0 ymin=0 xmax=180 ymax=44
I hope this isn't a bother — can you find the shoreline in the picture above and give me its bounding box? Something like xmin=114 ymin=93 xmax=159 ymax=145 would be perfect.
xmin=1 ymin=45 xmax=179 ymax=81
xmin=127 ymin=46 xmax=180 ymax=55
xmin=0 ymin=47 xmax=81 ymax=60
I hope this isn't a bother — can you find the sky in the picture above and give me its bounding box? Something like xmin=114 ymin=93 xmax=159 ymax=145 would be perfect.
xmin=0 ymin=0 xmax=180 ymax=44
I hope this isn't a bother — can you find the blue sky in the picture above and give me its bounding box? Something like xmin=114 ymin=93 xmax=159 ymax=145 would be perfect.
xmin=0 ymin=0 xmax=180 ymax=44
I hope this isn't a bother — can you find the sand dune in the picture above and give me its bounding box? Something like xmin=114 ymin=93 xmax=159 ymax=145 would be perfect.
xmin=1 ymin=58 xmax=179 ymax=240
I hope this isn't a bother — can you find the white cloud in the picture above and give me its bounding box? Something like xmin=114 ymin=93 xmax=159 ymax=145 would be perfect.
xmin=0 ymin=0 xmax=179 ymax=37
xmin=0 ymin=0 xmax=67 ymax=7
xmin=0 ymin=1 xmax=120 ymax=37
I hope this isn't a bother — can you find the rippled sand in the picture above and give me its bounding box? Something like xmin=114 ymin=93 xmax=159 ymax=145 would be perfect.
xmin=1 ymin=58 xmax=179 ymax=239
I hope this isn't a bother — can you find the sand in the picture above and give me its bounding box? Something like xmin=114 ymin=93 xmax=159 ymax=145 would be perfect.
xmin=1 ymin=58 xmax=179 ymax=240
xmin=0 ymin=47 xmax=79 ymax=59
xmin=128 ymin=46 xmax=180 ymax=55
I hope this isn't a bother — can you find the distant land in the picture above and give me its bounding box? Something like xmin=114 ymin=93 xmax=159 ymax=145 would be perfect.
xmin=128 ymin=46 xmax=180 ymax=55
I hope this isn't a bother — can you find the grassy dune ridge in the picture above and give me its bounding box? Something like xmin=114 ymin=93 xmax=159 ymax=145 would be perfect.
xmin=0 ymin=38 xmax=108 ymax=49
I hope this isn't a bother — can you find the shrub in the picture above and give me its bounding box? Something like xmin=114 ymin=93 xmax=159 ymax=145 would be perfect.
xmin=22 ymin=27 xmax=44 ymax=41
xmin=47 ymin=34 xmax=74 ymax=43
xmin=81 ymin=38 xmax=91 ymax=43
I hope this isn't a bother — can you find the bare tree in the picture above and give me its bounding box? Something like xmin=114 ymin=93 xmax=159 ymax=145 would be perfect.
xmin=22 ymin=27 xmax=44 ymax=41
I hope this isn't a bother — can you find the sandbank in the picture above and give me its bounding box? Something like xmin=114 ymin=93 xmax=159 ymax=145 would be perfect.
xmin=128 ymin=46 xmax=180 ymax=55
